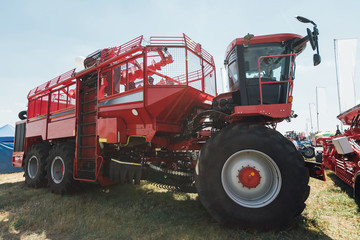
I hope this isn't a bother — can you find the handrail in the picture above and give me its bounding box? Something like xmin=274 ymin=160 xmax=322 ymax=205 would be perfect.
xmin=257 ymin=54 xmax=296 ymax=105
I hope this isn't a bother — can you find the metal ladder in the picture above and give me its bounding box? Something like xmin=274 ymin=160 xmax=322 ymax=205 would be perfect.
xmin=75 ymin=75 xmax=99 ymax=180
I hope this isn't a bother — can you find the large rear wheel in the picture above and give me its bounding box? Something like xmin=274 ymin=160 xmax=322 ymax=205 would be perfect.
xmin=46 ymin=143 xmax=76 ymax=194
xmin=23 ymin=144 xmax=49 ymax=188
xmin=195 ymin=124 xmax=310 ymax=229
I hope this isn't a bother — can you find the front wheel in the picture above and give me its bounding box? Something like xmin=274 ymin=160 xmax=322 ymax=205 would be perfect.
xmin=195 ymin=124 xmax=310 ymax=229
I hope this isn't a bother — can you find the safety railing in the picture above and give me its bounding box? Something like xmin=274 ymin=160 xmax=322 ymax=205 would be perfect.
xmin=100 ymin=35 xmax=144 ymax=63
xmin=149 ymin=36 xmax=185 ymax=46
xmin=183 ymin=34 xmax=214 ymax=65
xmin=28 ymin=68 xmax=76 ymax=99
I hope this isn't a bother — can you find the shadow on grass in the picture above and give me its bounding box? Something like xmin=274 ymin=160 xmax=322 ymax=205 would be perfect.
xmin=0 ymin=180 xmax=334 ymax=240
xmin=326 ymin=171 xmax=360 ymax=212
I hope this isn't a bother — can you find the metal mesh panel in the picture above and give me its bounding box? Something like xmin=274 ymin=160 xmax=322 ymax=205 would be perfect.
xmin=127 ymin=57 xmax=144 ymax=89
xmin=147 ymin=47 xmax=186 ymax=86
xmin=184 ymin=34 xmax=214 ymax=65
xmin=204 ymin=62 xmax=216 ymax=96
xmin=187 ymin=50 xmax=202 ymax=91
xmin=132 ymin=57 xmax=144 ymax=88
xmin=68 ymin=84 xmax=76 ymax=106
xmin=28 ymin=100 xmax=35 ymax=118
xmin=113 ymin=64 xmax=127 ymax=94
xmin=49 ymin=91 xmax=59 ymax=113
xmin=40 ymin=95 xmax=48 ymax=115
xmin=102 ymin=70 xmax=112 ymax=98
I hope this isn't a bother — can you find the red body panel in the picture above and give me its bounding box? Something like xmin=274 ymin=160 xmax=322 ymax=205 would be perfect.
xmin=26 ymin=118 xmax=47 ymax=140
xmin=232 ymin=103 xmax=291 ymax=120
xmin=337 ymin=104 xmax=360 ymax=125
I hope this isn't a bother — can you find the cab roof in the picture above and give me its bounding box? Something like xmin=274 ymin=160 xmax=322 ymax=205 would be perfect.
xmin=225 ymin=33 xmax=303 ymax=59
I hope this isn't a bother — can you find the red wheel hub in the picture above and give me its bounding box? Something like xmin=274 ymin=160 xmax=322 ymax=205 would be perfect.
xmin=238 ymin=167 xmax=261 ymax=189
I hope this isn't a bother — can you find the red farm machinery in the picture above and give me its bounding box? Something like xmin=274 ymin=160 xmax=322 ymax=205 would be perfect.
xmin=13 ymin=16 xmax=321 ymax=229
xmin=316 ymin=104 xmax=360 ymax=206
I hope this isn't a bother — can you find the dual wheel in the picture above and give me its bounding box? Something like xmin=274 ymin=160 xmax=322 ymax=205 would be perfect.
xmin=196 ymin=124 xmax=310 ymax=229
xmin=23 ymin=143 xmax=76 ymax=194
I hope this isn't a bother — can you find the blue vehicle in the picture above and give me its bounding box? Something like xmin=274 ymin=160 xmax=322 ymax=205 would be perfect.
xmin=296 ymin=139 xmax=315 ymax=158
xmin=285 ymin=131 xmax=315 ymax=158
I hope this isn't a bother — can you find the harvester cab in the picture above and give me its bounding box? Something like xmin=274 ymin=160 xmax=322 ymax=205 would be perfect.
xmin=213 ymin=16 xmax=320 ymax=124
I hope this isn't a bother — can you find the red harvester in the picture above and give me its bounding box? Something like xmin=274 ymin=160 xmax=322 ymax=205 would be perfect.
xmin=13 ymin=16 xmax=321 ymax=229
xmin=316 ymin=104 xmax=360 ymax=206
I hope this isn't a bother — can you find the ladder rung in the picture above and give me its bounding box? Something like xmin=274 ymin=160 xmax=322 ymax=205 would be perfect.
xmin=80 ymin=122 xmax=96 ymax=126
xmin=83 ymin=88 xmax=96 ymax=94
xmin=82 ymin=99 xmax=97 ymax=105
xmin=80 ymin=133 xmax=96 ymax=137
xmin=78 ymin=169 xmax=96 ymax=173
xmin=78 ymin=157 xmax=96 ymax=161
xmin=80 ymin=145 xmax=96 ymax=149
xmin=81 ymin=110 xmax=97 ymax=116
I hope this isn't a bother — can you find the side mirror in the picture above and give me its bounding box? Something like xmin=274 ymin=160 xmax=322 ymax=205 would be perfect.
xmin=296 ymin=16 xmax=311 ymax=24
xmin=313 ymin=54 xmax=321 ymax=66
xmin=296 ymin=16 xmax=316 ymax=26
xmin=307 ymin=28 xmax=316 ymax=50
xmin=296 ymin=16 xmax=321 ymax=66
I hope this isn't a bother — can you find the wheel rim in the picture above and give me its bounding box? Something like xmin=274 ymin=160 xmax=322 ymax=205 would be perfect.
xmin=221 ymin=150 xmax=282 ymax=208
xmin=27 ymin=156 xmax=39 ymax=179
xmin=51 ymin=156 xmax=65 ymax=184
xmin=304 ymin=148 xmax=314 ymax=157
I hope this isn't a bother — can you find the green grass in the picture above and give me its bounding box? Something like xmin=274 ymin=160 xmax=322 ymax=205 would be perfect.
xmin=0 ymin=170 xmax=359 ymax=240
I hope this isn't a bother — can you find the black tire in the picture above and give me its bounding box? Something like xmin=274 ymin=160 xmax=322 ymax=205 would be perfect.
xmin=315 ymin=153 xmax=323 ymax=163
xmin=195 ymin=124 xmax=309 ymax=229
xmin=46 ymin=143 xmax=76 ymax=194
xmin=355 ymin=176 xmax=360 ymax=207
xmin=23 ymin=144 xmax=49 ymax=188
xmin=18 ymin=110 xmax=27 ymax=120
xmin=302 ymin=146 xmax=315 ymax=158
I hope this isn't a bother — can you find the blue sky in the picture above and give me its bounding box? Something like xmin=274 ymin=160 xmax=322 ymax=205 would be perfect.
xmin=1 ymin=0 xmax=359 ymax=135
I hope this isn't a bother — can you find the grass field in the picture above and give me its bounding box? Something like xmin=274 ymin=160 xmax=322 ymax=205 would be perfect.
xmin=0 ymin=170 xmax=359 ymax=240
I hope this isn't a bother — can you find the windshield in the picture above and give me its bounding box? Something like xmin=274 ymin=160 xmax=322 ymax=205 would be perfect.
xmin=244 ymin=45 xmax=287 ymax=80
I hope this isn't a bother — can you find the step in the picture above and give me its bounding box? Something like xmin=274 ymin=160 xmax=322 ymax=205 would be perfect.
xmin=80 ymin=122 xmax=96 ymax=126
xmin=83 ymin=88 xmax=96 ymax=94
xmin=77 ymin=169 xmax=96 ymax=180
xmin=82 ymin=99 xmax=97 ymax=105
xmin=84 ymin=78 xmax=97 ymax=84
xmin=81 ymin=110 xmax=97 ymax=116
xmin=77 ymin=157 xmax=96 ymax=161
xmin=80 ymin=133 xmax=96 ymax=137
xmin=80 ymin=145 xmax=96 ymax=149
